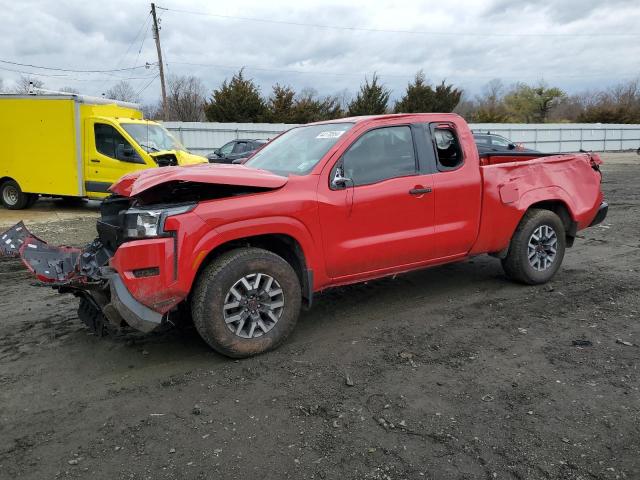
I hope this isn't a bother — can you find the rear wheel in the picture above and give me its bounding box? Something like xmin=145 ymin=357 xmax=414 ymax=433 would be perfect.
xmin=1 ymin=179 xmax=34 ymax=210
xmin=192 ymin=248 xmax=301 ymax=358
xmin=501 ymin=209 xmax=566 ymax=285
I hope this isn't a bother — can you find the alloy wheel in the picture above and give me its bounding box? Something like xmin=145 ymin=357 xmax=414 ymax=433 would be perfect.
xmin=222 ymin=273 xmax=285 ymax=339
xmin=527 ymin=225 xmax=558 ymax=271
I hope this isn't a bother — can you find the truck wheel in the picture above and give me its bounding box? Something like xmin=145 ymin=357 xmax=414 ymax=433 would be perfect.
xmin=501 ymin=209 xmax=566 ymax=285
xmin=1 ymin=180 xmax=34 ymax=210
xmin=192 ymin=248 xmax=302 ymax=358
xmin=77 ymin=296 xmax=111 ymax=337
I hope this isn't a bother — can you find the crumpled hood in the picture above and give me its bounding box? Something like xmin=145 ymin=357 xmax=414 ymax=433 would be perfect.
xmin=110 ymin=163 xmax=288 ymax=197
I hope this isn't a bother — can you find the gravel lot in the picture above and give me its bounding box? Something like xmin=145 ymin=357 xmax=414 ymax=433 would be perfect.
xmin=0 ymin=153 xmax=638 ymax=480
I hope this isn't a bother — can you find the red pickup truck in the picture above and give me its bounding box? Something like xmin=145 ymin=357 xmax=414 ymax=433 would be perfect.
xmin=1 ymin=114 xmax=607 ymax=358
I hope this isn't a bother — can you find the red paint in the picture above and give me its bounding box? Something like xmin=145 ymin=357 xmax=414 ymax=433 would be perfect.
xmin=109 ymin=114 xmax=605 ymax=312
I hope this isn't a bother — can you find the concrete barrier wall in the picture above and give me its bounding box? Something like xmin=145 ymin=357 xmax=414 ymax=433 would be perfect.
xmin=163 ymin=121 xmax=640 ymax=154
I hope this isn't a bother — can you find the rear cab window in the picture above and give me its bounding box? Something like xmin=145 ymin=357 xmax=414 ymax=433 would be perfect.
xmin=429 ymin=124 xmax=464 ymax=171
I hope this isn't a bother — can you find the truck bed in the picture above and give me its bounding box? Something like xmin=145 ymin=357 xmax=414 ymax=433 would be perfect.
xmin=470 ymin=152 xmax=604 ymax=255
xmin=479 ymin=151 xmax=567 ymax=166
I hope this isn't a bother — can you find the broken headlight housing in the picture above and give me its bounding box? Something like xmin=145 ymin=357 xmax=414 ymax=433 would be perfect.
xmin=124 ymin=204 xmax=196 ymax=239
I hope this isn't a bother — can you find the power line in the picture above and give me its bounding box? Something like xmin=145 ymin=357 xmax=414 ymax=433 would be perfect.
xmin=168 ymin=61 xmax=409 ymax=78
xmin=99 ymin=12 xmax=152 ymax=91
xmin=0 ymin=58 xmax=154 ymax=73
xmin=167 ymin=60 xmax=631 ymax=80
xmin=112 ymin=13 xmax=152 ymax=71
xmin=136 ymin=73 xmax=160 ymax=97
xmin=0 ymin=65 xmax=157 ymax=82
xmin=156 ymin=5 xmax=640 ymax=38
xmin=133 ymin=19 xmax=152 ymax=69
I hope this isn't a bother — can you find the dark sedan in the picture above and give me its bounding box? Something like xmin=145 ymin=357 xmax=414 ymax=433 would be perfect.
xmin=207 ymin=139 xmax=268 ymax=164
xmin=474 ymin=133 xmax=539 ymax=154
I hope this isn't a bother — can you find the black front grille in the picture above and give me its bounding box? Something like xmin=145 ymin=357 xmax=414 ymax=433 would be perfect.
xmin=97 ymin=196 xmax=131 ymax=253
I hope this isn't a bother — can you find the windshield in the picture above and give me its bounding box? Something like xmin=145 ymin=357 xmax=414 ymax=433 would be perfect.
xmin=121 ymin=123 xmax=186 ymax=153
xmin=245 ymin=123 xmax=354 ymax=176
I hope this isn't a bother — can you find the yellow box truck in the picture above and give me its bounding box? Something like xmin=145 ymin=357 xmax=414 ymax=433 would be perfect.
xmin=0 ymin=93 xmax=207 ymax=209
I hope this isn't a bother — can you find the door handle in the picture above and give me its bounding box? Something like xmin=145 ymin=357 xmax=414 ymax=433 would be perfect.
xmin=409 ymin=187 xmax=432 ymax=195
xmin=90 ymin=159 xmax=101 ymax=163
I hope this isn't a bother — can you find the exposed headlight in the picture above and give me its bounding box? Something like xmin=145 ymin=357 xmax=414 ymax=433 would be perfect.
xmin=124 ymin=204 xmax=195 ymax=239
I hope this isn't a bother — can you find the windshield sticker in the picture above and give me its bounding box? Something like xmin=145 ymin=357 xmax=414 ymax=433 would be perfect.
xmin=316 ymin=130 xmax=346 ymax=139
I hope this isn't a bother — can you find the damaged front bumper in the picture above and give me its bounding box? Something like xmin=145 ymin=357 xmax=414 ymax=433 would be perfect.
xmin=0 ymin=221 xmax=168 ymax=334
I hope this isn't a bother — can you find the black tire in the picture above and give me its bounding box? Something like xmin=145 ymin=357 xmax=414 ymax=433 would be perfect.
xmin=501 ymin=209 xmax=566 ymax=285
xmin=77 ymin=296 xmax=111 ymax=337
xmin=192 ymin=248 xmax=302 ymax=358
xmin=0 ymin=179 xmax=33 ymax=210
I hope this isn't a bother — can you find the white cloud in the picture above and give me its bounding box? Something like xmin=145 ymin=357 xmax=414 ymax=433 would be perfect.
xmin=0 ymin=0 xmax=638 ymax=104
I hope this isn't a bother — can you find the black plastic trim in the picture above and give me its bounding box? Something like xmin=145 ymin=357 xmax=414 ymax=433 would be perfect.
xmin=303 ymin=269 xmax=314 ymax=308
xmin=85 ymin=181 xmax=112 ymax=193
xmin=589 ymin=202 xmax=608 ymax=227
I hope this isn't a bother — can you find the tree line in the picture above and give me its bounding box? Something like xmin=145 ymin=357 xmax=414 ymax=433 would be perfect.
xmin=4 ymin=71 xmax=640 ymax=124
xmin=457 ymin=78 xmax=640 ymax=124
xmin=201 ymin=69 xmax=462 ymax=123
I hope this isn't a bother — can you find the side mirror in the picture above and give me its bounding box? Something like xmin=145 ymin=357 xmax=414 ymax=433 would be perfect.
xmin=213 ymin=148 xmax=221 ymax=156
xmin=508 ymin=143 xmax=516 ymax=150
xmin=331 ymin=166 xmax=352 ymax=189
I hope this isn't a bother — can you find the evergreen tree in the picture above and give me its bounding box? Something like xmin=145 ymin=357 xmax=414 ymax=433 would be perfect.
xmin=205 ymin=69 xmax=267 ymax=122
xmin=290 ymin=89 xmax=343 ymax=123
xmin=347 ymin=74 xmax=390 ymax=116
xmin=395 ymin=71 xmax=462 ymax=113
xmin=267 ymin=84 xmax=296 ymax=123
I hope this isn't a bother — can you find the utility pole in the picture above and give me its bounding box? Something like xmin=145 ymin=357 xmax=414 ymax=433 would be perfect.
xmin=151 ymin=3 xmax=167 ymax=118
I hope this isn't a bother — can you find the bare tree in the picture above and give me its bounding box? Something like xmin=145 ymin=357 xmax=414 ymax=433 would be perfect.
xmin=577 ymin=79 xmax=640 ymax=123
xmin=167 ymin=75 xmax=207 ymax=121
xmin=104 ymin=81 xmax=140 ymax=103
xmin=141 ymin=102 xmax=163 ymax=120
xmin=59 ymin=86 xmax=80 ymax=94
xmin=13 ymin=75 xmax=44 ymax=94
xmin=471 ymin=79 xmax=509 ymax=122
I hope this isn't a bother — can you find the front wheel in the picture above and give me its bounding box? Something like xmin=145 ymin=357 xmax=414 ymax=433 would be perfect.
xmin=192 ymin=248 xmax=302 ymax=358
xmin=502 ymin=209 xmax=566 ymax=285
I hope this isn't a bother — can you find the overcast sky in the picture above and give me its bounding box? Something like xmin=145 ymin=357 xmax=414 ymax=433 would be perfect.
xmin=1 ymin=0 xmax=639 ymax=105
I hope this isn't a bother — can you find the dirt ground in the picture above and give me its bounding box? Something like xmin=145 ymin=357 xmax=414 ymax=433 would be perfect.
xmin=0 ymin=153 xmax=638 ymax=480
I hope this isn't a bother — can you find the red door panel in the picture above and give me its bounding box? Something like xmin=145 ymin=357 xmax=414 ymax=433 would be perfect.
xmin=318 ymin=174 xmax=434 ymax=278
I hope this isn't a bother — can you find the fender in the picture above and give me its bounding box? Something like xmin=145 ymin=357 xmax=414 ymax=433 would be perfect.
xmin=185 ymin=216 xmax=325 ymax=291
xmin=516 ymin=186 xmax=576 ymax=220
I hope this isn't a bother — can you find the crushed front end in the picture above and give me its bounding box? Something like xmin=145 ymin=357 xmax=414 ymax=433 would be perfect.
xmin=0 ymin=196 xmax=195 ymax=335
xmin=1 ymin=163 xmax=289 ymax=337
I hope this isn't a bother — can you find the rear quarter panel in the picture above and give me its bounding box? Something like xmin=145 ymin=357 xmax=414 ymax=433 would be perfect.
xmin=471 ymin=154 xmax=603 ymax=254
